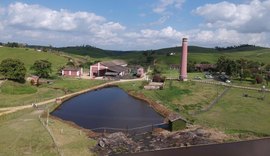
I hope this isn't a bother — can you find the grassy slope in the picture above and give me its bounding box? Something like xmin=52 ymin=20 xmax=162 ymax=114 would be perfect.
xmin=0 ymin=47 xmax=68 ymax=74
xmin=49 ymin=118 xmax=96 ymax=156
xmin=195 ymin=88 xmax=270 ymax=136
xmin=0 ymin=109 xmax=58 ymax=156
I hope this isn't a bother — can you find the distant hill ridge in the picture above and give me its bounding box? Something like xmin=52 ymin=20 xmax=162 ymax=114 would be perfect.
xmin=56 ymin=44 xmax=268 ymax=58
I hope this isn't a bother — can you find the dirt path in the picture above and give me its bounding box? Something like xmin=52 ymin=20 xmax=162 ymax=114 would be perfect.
xmin=192 ymin=80 xmax=270 ymax=92
xmin=0 ymin=78 xmax=145 ymax=116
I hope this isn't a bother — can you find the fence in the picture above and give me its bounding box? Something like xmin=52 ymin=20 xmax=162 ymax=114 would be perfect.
xmin=90 ymin=122 xmax=169 ymax=135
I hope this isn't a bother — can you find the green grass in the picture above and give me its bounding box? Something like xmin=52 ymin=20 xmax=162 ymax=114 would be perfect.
xmin=195 ymin=88 xmax=270 ymax=136
xmin=0 ymin=47 xmax=68 ymax=74
xmin=0 ymin=109 xmax=58 ymax=156
xmin=1 ymin=81 xmax=37 ymax=95
xmin=49 ymin=78 xmax=107 ymax=92
xmin=119 ymin=80 xmax=270 ymax=137
xmin=118 ymin=81 xmax=224 ymax=117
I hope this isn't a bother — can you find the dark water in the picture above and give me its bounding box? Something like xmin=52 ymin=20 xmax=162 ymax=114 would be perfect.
xmin=51 ymin=87 xmax=165 ymax=132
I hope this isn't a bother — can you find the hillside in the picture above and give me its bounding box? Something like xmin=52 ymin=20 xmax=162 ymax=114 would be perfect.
xmin=0 ymin=47 xmax=68 ymax=75
xmin=56 ymin=45 xmax=123 ymax=58
xmin=57 ymin=45 xmax=270 ymax=65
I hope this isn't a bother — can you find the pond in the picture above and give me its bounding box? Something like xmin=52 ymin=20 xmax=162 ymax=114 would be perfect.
xmin=51 ymin=87 xmax=166 ymax=133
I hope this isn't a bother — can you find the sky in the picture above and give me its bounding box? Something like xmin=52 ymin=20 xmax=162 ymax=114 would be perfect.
xmin=0 ymin=0 xmax=270 ymax=50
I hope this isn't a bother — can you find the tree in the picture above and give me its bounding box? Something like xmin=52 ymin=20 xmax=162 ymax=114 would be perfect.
xmin=31 ymin=60 xmax=52 ymax=78
xmin=216 ymin=56 xmax=237 ymax=76
xmin=0 ymin=58 xmax=26 ymax=82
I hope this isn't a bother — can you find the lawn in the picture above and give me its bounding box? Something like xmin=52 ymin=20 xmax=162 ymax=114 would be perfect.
xmin=0 ymin=109 xmax=58 ymax=156
xmin=195 ymin=88 xmax=270 ymax=137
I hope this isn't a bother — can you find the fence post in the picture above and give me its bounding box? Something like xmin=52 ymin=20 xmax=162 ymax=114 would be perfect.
xmin=126 ymin=126 xmax=129 ymax=134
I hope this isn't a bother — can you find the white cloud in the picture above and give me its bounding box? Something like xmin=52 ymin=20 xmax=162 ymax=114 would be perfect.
xmin=153 ymin=0 xmax=185 ymax=14
xmin=1 ymin=1 xmax=270 ymax=50
xmin=0 ymin=2 xmax=126 ymax=47
xmin=189 ymin=28 xmax=269 ymax=48
xmin=7 ymin=2 xmax=105 ymax=31
xmin=194 ymin=0 xmax=270 ymax=33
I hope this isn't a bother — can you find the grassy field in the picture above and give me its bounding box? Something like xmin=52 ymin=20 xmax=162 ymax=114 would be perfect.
xmin=0 ymin=79 xmax=107 ymax=108
xmin=0 ymin=106 xmax=97 ymax=156
xmin=0 ymin=47 xmax=68 ymax=74
xmin=118 ymin=81 xmax=225 ymax=118
xmin=48 ymin=118 xmax=96 ymax=156
xmin=0 ymin=109 xmax=58 ymax=156
xmin=195 ymin=88 xmax=270 ymax=137
xmin=118 ymin=80 xmax=270 ymax=138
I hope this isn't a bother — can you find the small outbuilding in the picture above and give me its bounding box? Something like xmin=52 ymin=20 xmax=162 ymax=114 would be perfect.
xmin=167 ymin=113 xmax=187 ymax=131
xmin=62 ymin=67 xmax=83 ymax=77
xmin=27 ymin=75 xmax=40 ymax=86
xmin=136 ymin=67 xmax=144 ymax=78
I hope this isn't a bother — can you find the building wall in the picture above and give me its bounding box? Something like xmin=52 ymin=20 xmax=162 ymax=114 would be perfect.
xmin=170 ymin=120 xmax=186 ymax=131
xmin=62 ymin=70 xmax=82 ymax=77
xmin=90 ymin=63 xmax=107 ymax=78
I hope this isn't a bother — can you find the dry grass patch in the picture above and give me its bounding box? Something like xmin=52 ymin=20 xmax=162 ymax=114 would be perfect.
xmin=48 ymin=118 xmax=97 ymax=156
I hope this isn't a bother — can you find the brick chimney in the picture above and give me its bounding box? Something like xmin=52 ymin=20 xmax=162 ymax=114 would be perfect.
xmin=180 ymin=38 xmax=188 ymax=81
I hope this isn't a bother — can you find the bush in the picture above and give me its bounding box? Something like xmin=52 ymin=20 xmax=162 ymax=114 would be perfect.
xmin=255 ymin=75 xmax=263 ymax=84
xmin=152 ymin=74 xmax=166 ymax=82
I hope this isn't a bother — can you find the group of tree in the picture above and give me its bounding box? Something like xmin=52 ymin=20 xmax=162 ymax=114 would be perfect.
xmin=0 ymin=58 xmax=52 ymax=83
xmin=0 ymin=59 xmax=26 ymax=82
xmin=215 ymin=44 xmax=257 ymax=51
xmin=216 ymin=56 xmax=270 ymax=84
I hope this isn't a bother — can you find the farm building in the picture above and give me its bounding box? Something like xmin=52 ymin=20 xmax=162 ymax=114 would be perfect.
xmin=62 ymin=67 xmax=83 ymax=77
xmin=26 ymin=75 xmax=40 ymax=86
xmin=167 ymin=113 xmax=187 ymax=131
xmin=136 ymin=67 xmax=144 ymax=78
xmin=89 ymin=60 xmax=128 ymax=78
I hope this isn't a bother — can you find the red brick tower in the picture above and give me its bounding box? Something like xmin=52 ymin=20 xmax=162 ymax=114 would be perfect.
xmin=180 ymin=38 xmax=188 ymax=81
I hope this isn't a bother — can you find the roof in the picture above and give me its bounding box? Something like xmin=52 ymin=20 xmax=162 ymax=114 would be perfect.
xmin=62 ymin=67 xmax=81 ymax=71
xmin=167 ymin=113 xmax=187 ymax=122
xmin=100 ymin=60 xmax=127 ymax=67
xmin=195 ymin=64 xmax=216 ymax=69
xmin=107 ymin=65 xmax=128 ymax=73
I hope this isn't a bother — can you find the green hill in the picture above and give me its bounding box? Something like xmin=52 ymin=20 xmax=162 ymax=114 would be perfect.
xmin=57 ymin=45 xmax=270 ymax=65
xmin=56 ymin=46 xmax=123 ymax=58
xmin=0 ymin=47 xmax=68 ymax=75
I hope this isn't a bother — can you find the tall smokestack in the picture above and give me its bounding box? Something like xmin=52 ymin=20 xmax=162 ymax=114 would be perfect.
xmin=180 ymin=38 xmax=188 ymax=81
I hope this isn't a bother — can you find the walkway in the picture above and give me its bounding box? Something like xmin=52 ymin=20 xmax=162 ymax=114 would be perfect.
xmin=0 ymin=78 xmax=145 ymax=116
